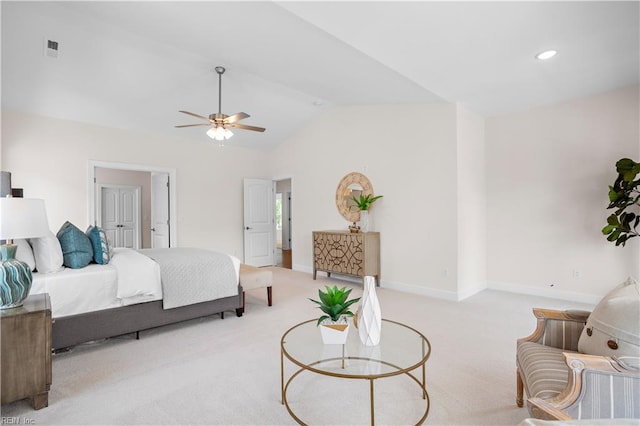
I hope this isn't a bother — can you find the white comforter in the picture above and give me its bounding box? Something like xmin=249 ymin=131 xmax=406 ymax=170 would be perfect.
xmin=30 ymin=248 xmax=163 ymax=318
xmin=109 ymin=248 xmax=162 ymax=300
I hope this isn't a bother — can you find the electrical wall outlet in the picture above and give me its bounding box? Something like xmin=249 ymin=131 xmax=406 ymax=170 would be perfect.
xmin=44 ymin=37 xmax=60 ymax=58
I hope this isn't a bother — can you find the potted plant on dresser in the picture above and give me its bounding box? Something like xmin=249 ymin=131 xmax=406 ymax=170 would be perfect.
xmin=351 ymin=194 xmax=383 ymax=232
xmin=309 ymin=285 xmax=360 ymax=344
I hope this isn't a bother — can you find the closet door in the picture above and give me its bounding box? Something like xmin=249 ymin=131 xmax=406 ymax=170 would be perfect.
xmin=119 ymin=189 xmax=137 ymax=248
xmin=100 ymin=186 xmax=141 ymax=249
xmin=101 ymin=187 xmax=120 ymax=247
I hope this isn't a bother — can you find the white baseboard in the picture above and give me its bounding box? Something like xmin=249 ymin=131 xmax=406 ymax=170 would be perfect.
xmin=291 ymin=265 xmax=600 ymax=305
xmin=487 ymin=280 xmax=601 ymax=305
xmin=456 ymin=283 xmax=487 ymax=301
xmin=293 ymin=264 xmax=312 ymax=274
xmin=382 ymin=280 xmax=460 ymax=301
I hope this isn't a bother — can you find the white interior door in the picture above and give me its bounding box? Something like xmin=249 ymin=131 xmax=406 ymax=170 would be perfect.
xmin=99 ymin=185 xmax=141 ymax=249
xmin=151 ymin=172 xmax=170 ymax=248
xmin=120 ymin=189 xmax=137 ymax=248
xmin=243 ymin=178 xmax=275 ymax=266
xmin=101 ymin=187 xmax=119 ymax=246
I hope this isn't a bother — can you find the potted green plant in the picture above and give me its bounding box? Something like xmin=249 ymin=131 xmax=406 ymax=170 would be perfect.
xmin=351 ymin=194 xmax=383 ymax=233
xmin=351 ymin=194 xmax=383 ymax=211
xmin=309 ymin=285 xmax=360 ymax=344
xmin=602 ymin=158 xmax=640 ymax=246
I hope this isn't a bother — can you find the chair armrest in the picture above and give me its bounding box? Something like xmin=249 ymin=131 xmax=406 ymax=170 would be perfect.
xmin=529 ymin=352 xmax=640 ymax=420
xmin=528 ymin=397 xmax=573 ymax=421
xmin=518 ymin=308 xmax=590 ymax=350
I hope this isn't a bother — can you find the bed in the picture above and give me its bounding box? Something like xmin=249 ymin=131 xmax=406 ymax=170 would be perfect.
xmin=28 ymin=244 xmax=243 ymax=350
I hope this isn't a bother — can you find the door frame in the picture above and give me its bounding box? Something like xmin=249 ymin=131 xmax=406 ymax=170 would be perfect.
xmin=97 ymin=184 xmax=142 ymax=249
xmin=274 ymin=176 xmax=293 ymax=264
xmin=151 ymin=172 xmax=171 ymax=248
xmin=88 ymin=160 xmax=178 ymax=247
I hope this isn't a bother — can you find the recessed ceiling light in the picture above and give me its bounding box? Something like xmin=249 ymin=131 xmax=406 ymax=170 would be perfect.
xmin=536 ymin=50 xmax=557 ymax=60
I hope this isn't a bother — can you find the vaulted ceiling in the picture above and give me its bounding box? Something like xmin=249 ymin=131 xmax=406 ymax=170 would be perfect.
xmin=2 ymin=1 xmax=638 ymax=151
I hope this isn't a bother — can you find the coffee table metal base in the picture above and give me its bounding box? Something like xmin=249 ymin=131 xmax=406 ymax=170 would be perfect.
xmin=280 ymin=319 xmax=430 ymax=425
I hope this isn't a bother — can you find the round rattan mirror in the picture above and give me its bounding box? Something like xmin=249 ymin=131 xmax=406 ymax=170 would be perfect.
xmin=336 ymin=172 xmax=374 ymax=222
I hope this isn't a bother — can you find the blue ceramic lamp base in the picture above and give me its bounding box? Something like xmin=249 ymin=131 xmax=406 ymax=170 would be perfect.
xmin=0 ymin=244 xmax=33 ymax=309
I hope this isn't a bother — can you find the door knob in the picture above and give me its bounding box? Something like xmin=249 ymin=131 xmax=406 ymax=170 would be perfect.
xmin=151 ymin=228 xmax=156 ymax=232
xmin=245 ymin=226 xmax=252 ymax=230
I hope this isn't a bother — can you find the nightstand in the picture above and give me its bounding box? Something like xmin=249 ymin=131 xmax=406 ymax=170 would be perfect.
xmin=1 ymin=293 xmax=52 ymax=409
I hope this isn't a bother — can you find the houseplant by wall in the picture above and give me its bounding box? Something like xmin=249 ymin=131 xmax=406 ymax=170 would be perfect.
xmin=602 ymin=158 xmax=640 ymax=246
xmin=351 ymin=194 xmax=383 ymax=232
xmin=309 ymin=285 xmax=360 ymax=344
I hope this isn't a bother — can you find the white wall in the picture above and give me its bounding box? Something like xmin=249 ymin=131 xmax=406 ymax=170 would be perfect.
xmin=456 ymin=105 xmax=487 ymax=299
xmin=269 ymin=103 xmax=462 ymax=298
xmin=1 ymin=110 xmax=269 ymax=258
xmin=3 ymin=86 xmax=638 ymax=304
xmin=486 ymin=86 xmax=640 ymax=303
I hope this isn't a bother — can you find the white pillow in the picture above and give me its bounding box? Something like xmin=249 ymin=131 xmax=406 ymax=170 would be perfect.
xmin=14 ymin=239 xmax=36 ymax=270
xmin=578 ymin=277 xmax=640 ymax=358
xmin=29 ymin=231 xmax=64 ymax=274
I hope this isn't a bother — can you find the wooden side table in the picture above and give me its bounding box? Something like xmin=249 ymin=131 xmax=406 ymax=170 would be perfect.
xmin=1 ymin=293 xmax=52 ymax=409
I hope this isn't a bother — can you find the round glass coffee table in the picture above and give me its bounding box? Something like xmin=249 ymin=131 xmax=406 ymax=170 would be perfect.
xmin=280 ymin=318 xmax=431 ymax=425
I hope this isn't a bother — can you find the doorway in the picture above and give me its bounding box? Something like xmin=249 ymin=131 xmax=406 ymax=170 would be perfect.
xmin=275 ymin=178 xmax=292 ymax=269
xmin=89 ymin=160 xmax=177 ymax=248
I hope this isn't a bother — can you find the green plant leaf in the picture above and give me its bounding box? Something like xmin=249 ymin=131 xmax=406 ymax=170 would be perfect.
xmin=608 ymin=229 xmax=622 ymax=242
xmin=607 ymin=214 xmax=620 ymax=226
xmin=310 ymin=284 xmax=361 ymax=324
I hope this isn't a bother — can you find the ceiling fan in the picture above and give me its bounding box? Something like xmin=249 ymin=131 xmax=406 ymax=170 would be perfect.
xmin=175 ymin=66 xmax=266 ymax=142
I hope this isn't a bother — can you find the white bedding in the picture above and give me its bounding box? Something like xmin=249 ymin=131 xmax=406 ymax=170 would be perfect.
xmin=30 ymin=248 xmax=163 ymax=318
xmin=140 ymin=248 xmax=240 ymax=309
xmin=109 ymin=248 xmax=162 ymax=300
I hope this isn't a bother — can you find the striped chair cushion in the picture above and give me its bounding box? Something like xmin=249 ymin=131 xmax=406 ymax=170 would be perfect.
xmin=517 ymin=341 xmax=571 ymax=400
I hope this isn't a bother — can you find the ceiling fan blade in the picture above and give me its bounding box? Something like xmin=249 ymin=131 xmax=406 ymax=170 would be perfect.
xmin=178 ymin=110 xmax=210 ymax=121
xmin=224 ymin=112 xmax=250 ymax=123
xmin=230 ymin=123 xmax=266 ymax=132
xmin=175 ymin=123 xmax=211 ymax=128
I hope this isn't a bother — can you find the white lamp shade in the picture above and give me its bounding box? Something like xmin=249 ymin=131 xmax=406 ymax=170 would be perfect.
xmin=0 ymin=198 xmax=50 ymax=240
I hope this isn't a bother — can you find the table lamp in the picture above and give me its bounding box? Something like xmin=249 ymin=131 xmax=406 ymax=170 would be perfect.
xmin=0 ymin=198 xmax=49 ymax=309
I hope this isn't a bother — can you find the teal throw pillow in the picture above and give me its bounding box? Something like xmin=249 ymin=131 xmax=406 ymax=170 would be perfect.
xmin=56 ymin=221 xmax=93 ymax=269
xmin=86 ymin=225 xmax=111 ymax=265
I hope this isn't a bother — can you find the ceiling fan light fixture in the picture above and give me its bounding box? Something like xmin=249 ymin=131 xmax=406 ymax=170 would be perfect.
xmin=176 ymin=65 xmax=265 ymax=144
xmin=207 ymin=125 xmax=232 ymax=141
xmin=536 ymin=50 xmax=557 ymax=60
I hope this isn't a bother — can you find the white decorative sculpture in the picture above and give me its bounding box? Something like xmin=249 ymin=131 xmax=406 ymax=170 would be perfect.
xmin=358 ymin=275 xmax=382 ymax=346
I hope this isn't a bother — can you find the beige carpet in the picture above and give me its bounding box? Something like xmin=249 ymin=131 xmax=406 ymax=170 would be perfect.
xmin=2 ymin=267 xmax=594 ymax=425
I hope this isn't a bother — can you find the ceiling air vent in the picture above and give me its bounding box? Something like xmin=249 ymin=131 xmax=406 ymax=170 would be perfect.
xmin=44 ymin=38 xmax=59 ymax=58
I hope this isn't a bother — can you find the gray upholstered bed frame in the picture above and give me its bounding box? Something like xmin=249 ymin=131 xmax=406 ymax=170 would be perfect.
xmin=52 ymin=284 xmax=243 ymax=350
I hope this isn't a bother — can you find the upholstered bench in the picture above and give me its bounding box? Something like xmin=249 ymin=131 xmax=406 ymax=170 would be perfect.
xmin=238 ymin=264 xmax=272 ymax=313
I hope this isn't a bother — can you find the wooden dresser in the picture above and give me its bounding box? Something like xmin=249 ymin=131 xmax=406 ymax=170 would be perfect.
xmin=312 ymin=230 xmax=380 ymax=283
xmin=1 ymin=293 xmax=52 ymax=409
